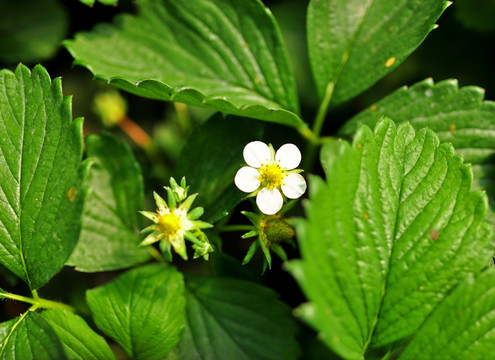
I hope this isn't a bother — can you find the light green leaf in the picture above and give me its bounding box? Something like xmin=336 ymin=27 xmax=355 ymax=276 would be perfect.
xmin=399 ymin=268 xmax=495 ymax=360
xmin=64 ymin=0 xmax=304 ymax=129
xmin=79 ymin=0 xmax=118 ymax=6
xmin=288 ymin=118 xmax=493 ymax=359
xmin=67 ymin=132 xmax=151 ymax=272
xmin=86 ymin=263 xmax=185 ymax=360
xmin=0 ymin=0 xmax=68 ymax=63
xmin=339 ymin=78 xmax=495 ymax=224
xmin=166 ymin=275 xmax=300 ymax=360
xmin=42 ymin=309 xmax=116 ymax=360
xmin=0 ymin=64 xmax=84 ymax=290
xmin=0 ymin=312 xmax=67 ymax=359
xmin=175 ymin=114 xmax=264 ymax=223
xmin=307 ymin=0 xmax=449 ymax=106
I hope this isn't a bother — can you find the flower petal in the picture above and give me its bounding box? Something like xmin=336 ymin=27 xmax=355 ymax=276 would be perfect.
xmin=235 ymin=166 xmax=261 ymax=193
xmin=256 ymin=188 xmax=283 ymax=215
xmin=275 ymin=143 xmax=301 ymax=170
xmin=281 ymin=173 xmax=306 ymax=199
xmin=243 ymin=141 xmax=271 ymax=168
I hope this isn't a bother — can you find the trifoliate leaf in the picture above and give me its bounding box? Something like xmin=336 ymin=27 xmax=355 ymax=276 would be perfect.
xmin=0 ymin=64 xmax=85 ymax=290
xmin=0 ymin=312 xmax=67 ymax=359
xmin=307 ymin=0 xmax=449 ymax=106
xmin=288 ymin=117 xmax=493 ymax=359
xmin=67 ymin=132 xmax=151 ymax=272
xmin=0 ymin=0 xmax=68 ymax=63
xmin=42 ymin=309 xmax=116 ymax=360
xmin=86 ymin=263 xmax=185 ymax=360
xmin=64 ymin=0 xmax=304 ymax=129
xmin=166 ymin=275 xmax=300 ymax=360
xmin=175 ymin=114 xmax=264 ymax=223
xmin=339 ymin=78 xmax=495 ymax=224
xmin=399 ymin=268 xmax=495 ymax=360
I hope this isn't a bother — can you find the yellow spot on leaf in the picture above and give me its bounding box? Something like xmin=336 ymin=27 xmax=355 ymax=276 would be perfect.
xmin=450 ymin=124 xmax=456 ymax=132
xmin=364 ymin=212 xmax=369 ymax=220
xmin=370 ymin=104 xmax=377 ymax=112
xmin=254 ymin=77 xmax=260 ymax=84
xmin=419 ymin=285 xmax=424 ymax=291
xmin=385 ymin=57 xmax=396 ymax=67
xmin=67 ymin=187 xmax=77 ymax=202
xmin=429 ymin=229 xmax=439 ymax=241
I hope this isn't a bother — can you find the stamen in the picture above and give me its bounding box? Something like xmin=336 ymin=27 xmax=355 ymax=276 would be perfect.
xmin=158 ymin=212 xmax=181 ymax=236
xmin=259 ymin=163 xmax=285 ymax=188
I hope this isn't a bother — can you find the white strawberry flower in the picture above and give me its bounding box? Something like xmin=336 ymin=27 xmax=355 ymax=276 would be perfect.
xmin=234 ymin=141 xmax=307 ymax=215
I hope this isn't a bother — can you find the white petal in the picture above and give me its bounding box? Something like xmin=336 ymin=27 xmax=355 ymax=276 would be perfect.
xmin=275 ymin=143 xmax=301 ymax=170
xmin=281 ymin=173 xmax=307 ymax=199
xmin=256 ymin=188 xmax=283 ymax=215
xmin=243 ymin=141 xmax=271 ymax=168
xmin=234 ymin=166 xmax=260 ymax=193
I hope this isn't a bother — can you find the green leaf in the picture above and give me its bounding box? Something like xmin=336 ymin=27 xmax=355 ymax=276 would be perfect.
xmin=0 ymin=312 xmax=67 ymax=359
xmin=398 ymin=268 xmax=495 ymax=359
xmin=175 ymin=114 xmax=264 ymax=223
xmin=166 ymin=275 xmax=300 ymax=360
xmin=288 ymin=118 xmax=493 ymax=359
xmin=339 ymin=78 xmax=495 ymax=224
xmin=79 ymin=0 xmax=118 ymax=6
xmin=67 ymin=132 xmax=151 ymax=272
xmin=86 ymin=263 xmax=185 ymax=360
xmin=307 ymin=0 xmax=449 ymax=106
xmin=0 ymin=0 xmax=67 ymax=63
xmin=42 ymin=309 xmax=116 ymax=360
xmin=0 ymin=64 xmax=84 ymax=290
xmin=64 ymin=0 xmax=304 ymax=129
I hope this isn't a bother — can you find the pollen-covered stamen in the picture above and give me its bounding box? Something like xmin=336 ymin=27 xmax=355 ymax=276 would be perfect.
xmin=259 ymin=163 xmax=286 ymax=189
xmin=158 ymin=212 xmax=181 ymax=237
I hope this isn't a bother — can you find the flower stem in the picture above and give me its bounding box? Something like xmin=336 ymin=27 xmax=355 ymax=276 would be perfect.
xmin=0 ymin=290 xmax=74 ymax=311
xmin=147 ymin=245 xmax=166 ymax=263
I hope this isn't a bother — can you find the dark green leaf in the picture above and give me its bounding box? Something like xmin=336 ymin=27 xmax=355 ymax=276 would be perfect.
xmin=0 ymin=312 xmax=67 ymax=359
xmin=339 ymin=78 xmax=495 ymax=224
xmin=307 ymin=0 xmax=449 ymax=106
xmin=167 ymin=275 xmax=300 ymax=360
xmin=67 ymin=133 xmax=151 ymax=272
xmin=79 ymin=0 xmax=118 ymax=6
xmin=175 ymin=114 xmax=264 ymax=223
xmin=86 ymin=263 xmax=185 ymax=360
xmin=288 ymin=118 xmax=493 ymax=358
xmin=0 ymin=64 xmax=84 ymax=289
xmin=0 ymin=0 xmax=67 ymax=63
xmin=399 ymin=268 xmax=495 ymax=360
xmin=42 ymin=309 xmax=116 ymax=360
xmin=64 ymin=0 xmax=304 ymax=128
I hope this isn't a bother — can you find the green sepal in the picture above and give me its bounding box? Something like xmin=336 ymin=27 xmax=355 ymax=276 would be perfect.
xmin=153 ymin=191 xmax=168 ymax=210
xmin=166 ymin=187 xmax=177 ymax=210
xmin=160 ymin=241 xmax=173 ymax=262
xmin=271 ymin=244 xmax=288 ymax=262
xmin=242 ymin=241 xmax=260 ymax=265
xmin=242 ymin=230 xmax=259 ymax=239
xmin=181 ymin=193 xmax=198 ymax=212
xmin=138 ymin=232 xmax=160 ymax=247
xmin=139 ymin=211 xmax=159 ymax=222
xmin=187 ymin=207 xmax=204 ymax=221
xmin=259 ymin=237 xmax=272 ymax=270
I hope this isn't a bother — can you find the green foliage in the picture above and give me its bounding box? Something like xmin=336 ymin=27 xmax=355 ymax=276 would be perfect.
xmin=167 ymin=275 xmax=300 ymax=360
xmin=64 ymin=0 xmax=304 ymax=129
xmin=175 ymin=114 xmax=264 ymax=223
xmin=42 ymin=309 xmax=116 ymax=360
xmin=0 ymin=0 xmax=67 ymax=63
xmin=0 ymin=312 xmax=67 ymax=359
xmin=399 ymin=268 xmax=495 ymax=359
xmin=86 ymin=264 xmax=186 ymax=360
xmin=0 ymin=64 xmax=85 ymax=290
xmin=288 ymin=118 xmax=493 ymax=359
xmin=79 ymin=0 xmax=118 ymax=6
xmin=307 ymin=0 xmax=449 ymax=106
xmin=67 ymin=132 xmax=151 ymax=271
xmin=340 ymin=78 xmax=495 ymax=224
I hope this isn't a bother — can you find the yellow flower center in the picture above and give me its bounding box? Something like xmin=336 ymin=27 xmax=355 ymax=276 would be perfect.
xmin=158 ymin=212 xmax=181 ymax=237
xmin=259 ymin=163 xmax=285 ymax=189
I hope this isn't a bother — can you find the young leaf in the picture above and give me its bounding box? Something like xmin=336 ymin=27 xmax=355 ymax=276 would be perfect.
xmin=67 ymin=133 xmax=151 ymax=272
xmin=307 ymin=0 xmax=449 ymax=106
xmin=166 ymin=275 xmax=300 ymax=360
xmin=86 ymin=263 xmax=185 ymax=360
xmin=339 ymin=78 xmax=495 ymax=224
xmin=0 ymin=64 xmax=84 ymax=290
xmin=64 ymin=0 xmax=304 ymax=129
xmin=0 ymin=0 xmax=68 ymax=63
xmin=399 ymin=268 xmax=495 ymax=360
xmin=42 ymin=309 xmax=116 ymax=360
xmin=287 ymin=118 xmax=493 ymax=358
xmin=175 ymin=114 xmax=264 ymax=223
xmin=0 ymin=312 xmax=67 ymax=359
